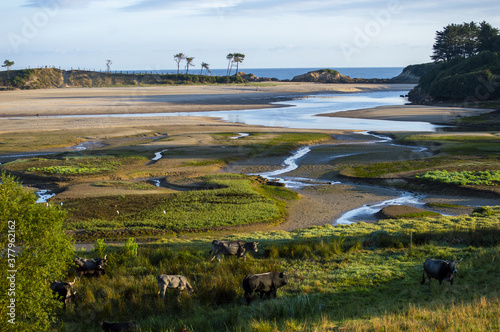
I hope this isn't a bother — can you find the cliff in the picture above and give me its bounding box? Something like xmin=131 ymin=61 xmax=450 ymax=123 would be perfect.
xmin=0 ymin=68 xmax=246 ymax=90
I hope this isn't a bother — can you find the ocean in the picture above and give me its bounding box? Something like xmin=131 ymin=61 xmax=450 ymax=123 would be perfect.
xmin=129 ymin=67 xmax=404 ymax=81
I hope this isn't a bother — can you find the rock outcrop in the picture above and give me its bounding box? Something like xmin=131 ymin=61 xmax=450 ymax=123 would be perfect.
xmin=291 ymin=69 xmax=390 ymax=83
xmin=291 ymin=69 xmax=349 ymax=83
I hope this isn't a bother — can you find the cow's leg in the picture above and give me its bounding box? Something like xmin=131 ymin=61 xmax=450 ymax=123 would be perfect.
xmin=159 ymin=285 xmax=166 ymax=300
xmin=244 ymin=291 xmax=253 ymax=305
xmin=421 ymin=271 xmax=426 ymax=285
xmin=217 ymin=254 xmax=221 ymax=262
xmin=210 ymin=251 xmax=216 ymax=262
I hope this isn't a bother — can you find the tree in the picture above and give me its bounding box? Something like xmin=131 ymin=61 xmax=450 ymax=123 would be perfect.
xmin=431 ymin=21 xmax=500 ymax=62
xmin=232 ymin=53 xmax=245 ymax=74
xmin=0 ymin=173 xmax=74 ymax=330
xmin=200 ymin=62 xmax=211 ymax=75
xmin=2 ymin=59 xmax=14 ymax=79
xmin=478 ymin=21 xmax=500 ymax=52
xmin=106 ymin=59 xmax=112 ymax=73
xmin=174 ymin=53 xmax=186 ymax=74
xmin=185 ymin=57 xmax=195 ymax=74
xmin=226 ymin=53 xmax=234 ymax=76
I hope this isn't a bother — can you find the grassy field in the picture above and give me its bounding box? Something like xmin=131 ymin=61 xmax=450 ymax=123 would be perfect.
xmin=58 ymin=207 xmax=500 ymax=331
xmin=63 ymin=174 xmax=298 ymax=236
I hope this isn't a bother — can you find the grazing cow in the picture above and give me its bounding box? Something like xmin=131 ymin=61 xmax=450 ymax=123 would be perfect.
xmin=100 ymin=321 xmax=139 ymax=332
xmin=209 ymin=240 xmax=259 ymax=262
xmin=421 ymin=258 xmax=463 ymax=286
xmin=157 ymin=275 xmax=194 ymax=299
xmin=50 ymin=279 xmax=77 ymax=309
xmin=75 ymin=255 xmax=108 ymax=277
xmin=242 ymin=272 xmax=288 ymax=304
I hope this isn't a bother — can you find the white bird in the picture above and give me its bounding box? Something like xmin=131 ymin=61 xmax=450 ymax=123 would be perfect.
xmin=117 ymin=210 xmax=120 ymax=214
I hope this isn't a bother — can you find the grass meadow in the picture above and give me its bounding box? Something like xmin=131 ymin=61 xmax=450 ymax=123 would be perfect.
xmin=57 ymin=207 xmax=500 ymax=331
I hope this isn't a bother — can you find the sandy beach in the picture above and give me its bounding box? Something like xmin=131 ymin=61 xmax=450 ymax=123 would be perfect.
xmin=319 ymin=104 xmax=493 ymax=125
xmin=1 ymin=82 xmax=495 ymax=231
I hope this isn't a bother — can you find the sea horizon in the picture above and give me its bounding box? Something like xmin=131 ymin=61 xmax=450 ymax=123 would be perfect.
xmin=126 ymin=67 xmax=404 ymax=81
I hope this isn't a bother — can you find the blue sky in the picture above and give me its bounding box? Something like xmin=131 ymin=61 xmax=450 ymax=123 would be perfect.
xmin=1 ymin=0 xmax=500 ymax=71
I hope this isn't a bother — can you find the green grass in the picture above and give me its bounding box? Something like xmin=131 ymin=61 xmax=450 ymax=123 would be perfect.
xmin=2 ymin=155 xmax=147 ymax=178
xmin=339 ymin=157 xmax=452 ymax=178
xmin=58 ymin=206 xmax=500 ymax=331
xmin=182 ymin=159 xmax=225 ymax=167
xmin=27 ymin=165 xmax=113 ymax=175
xmin=416 ymin=169 xmax=500 ymax=186
xmin=63 ymin=174 xmax=297 ymax=235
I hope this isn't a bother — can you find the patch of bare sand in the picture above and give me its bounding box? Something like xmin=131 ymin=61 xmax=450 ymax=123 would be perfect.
xmin=319 ymin=105 xmax=493 ymax=125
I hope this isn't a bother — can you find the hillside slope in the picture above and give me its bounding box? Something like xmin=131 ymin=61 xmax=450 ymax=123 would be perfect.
xmin=408 ymin=52 xmax=500 ymax=104
xmin=0 ymin=68 xmax=246 ymax=89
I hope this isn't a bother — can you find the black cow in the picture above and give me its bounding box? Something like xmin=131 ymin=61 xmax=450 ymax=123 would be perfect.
xmin=75 ymin=255 xmax=108 ymax=277
xmin=242 ymin=272 xmax=288 ymax=304
xmin=50 ymin=279 xmax=77 ymax=310
xmin=210 ymin=240 xmax=259 ymax=262
xmin=101 ymin=321 xmax=139 ymax=332
xmin=421 ymin=258 xmax=463 ymax=286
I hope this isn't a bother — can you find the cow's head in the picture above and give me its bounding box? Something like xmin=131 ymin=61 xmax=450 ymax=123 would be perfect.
xmin=450 ymin=258 xmax=463 ymax=274
xmin=67 ymin=279 xmax=77 ymax=297
xmin=251 ymin=242 xmax=259 ymax=253
xmin=94 ymin=255 xmax=108 ymax=270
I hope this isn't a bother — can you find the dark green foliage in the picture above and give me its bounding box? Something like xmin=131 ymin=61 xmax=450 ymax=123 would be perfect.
xmin=0 ymin=173 xmax=74 ymax=331
xmin=431 ymin=21 xmax=499 ymax=62
xmin=411 ymin=51 xmax=500 ymax=102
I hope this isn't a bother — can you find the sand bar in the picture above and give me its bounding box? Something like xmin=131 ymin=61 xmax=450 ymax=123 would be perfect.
xmin=320 ymin=104 xmax=493 ymax=125
xmin=0 ymin=82 xmax=415 ymax=117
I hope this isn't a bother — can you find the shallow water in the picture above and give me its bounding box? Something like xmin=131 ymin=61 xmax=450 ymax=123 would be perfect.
xmin=14 ymin=91 xmax=442 ymax=132
xmin=170 ymin=91 xmax=441 ymax=131
xmin=250 ymin=132 xmax=442 ymax=224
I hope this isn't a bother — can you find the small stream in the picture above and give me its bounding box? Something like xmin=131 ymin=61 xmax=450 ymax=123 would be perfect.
xmin=251 ymin=131 xmax=438 ymax=224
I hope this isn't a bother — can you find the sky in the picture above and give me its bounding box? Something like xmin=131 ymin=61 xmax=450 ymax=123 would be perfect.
xmin=1 ymin=0 xmax=500 ymax=71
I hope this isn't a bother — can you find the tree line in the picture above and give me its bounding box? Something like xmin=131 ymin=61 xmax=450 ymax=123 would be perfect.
xmin=432 ymin=21 xmax=500 ymax=62
xmin=174 ymin=52 xmax=245 ymax=76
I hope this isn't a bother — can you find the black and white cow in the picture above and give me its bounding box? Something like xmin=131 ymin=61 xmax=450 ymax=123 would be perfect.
xmin=209 ymin=240 xmax=259 ymax=262
xmin=100 ymin=321 xmax=139 ymax=332
xmin=421 ymin=258 xmax=463 ymax=286
xmin=242 ymin=272 xmax=288 ymax=304
xmin=50 ymin=279 xmax=77 ymax=309
xmin=75 ymin=255 xmax=108 ymax=277
xmin=157 ymin=274 xmax=194 ymax=299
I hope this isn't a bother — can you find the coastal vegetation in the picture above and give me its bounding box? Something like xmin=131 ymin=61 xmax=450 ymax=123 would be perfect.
xmin=408 ymin=21 xmax=500 ymax=104
xmin=0 ymin=173 xmax=74 ymax=331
